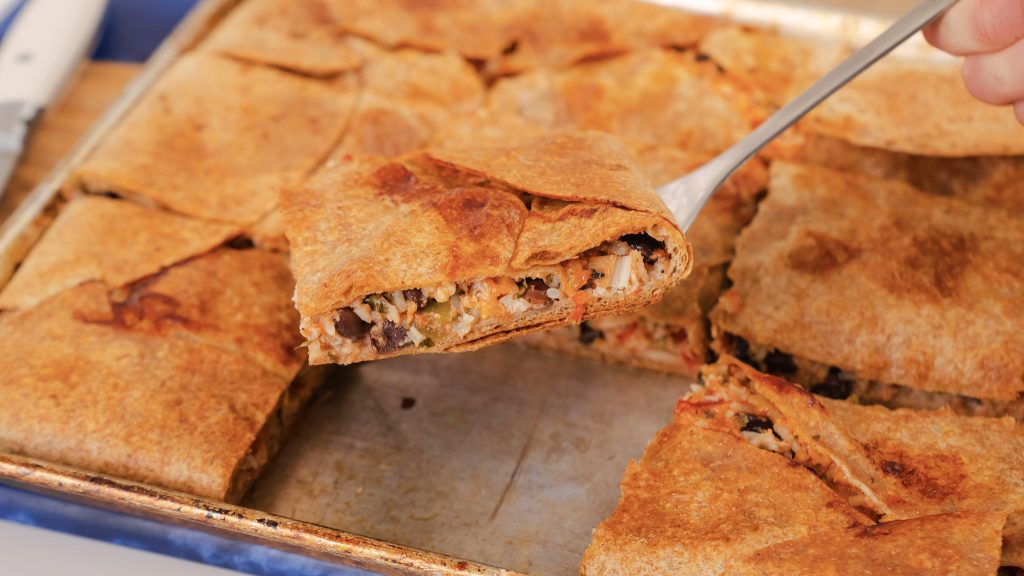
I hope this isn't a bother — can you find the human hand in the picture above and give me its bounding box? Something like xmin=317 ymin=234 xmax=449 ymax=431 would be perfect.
xmin=924 ymin=0 xmax=1024 ymax=124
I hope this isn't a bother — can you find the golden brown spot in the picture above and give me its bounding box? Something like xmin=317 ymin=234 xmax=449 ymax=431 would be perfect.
xmin=370 ymin=163 xmax=425 ymax=197
xmin=865 ymin=442 xmax=966 ymax=502
xmin=786 ymin=230 xmax=859 ymax=274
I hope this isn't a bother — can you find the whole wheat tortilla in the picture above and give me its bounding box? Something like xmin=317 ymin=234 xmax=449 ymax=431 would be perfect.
xmin=283 ymin=132 xmax=690 ymax=364
xmin=713 ymin=161 xmax=1024 ymax=401
xmin=0 ymin=196 xmax=238 ymax=311
xmin=74 ymin=53 xmax=355 ymax=224
xmin=727 ymin=511 xmax=1006 ymax=576
xmin=0 ymin=282 xmax=297 ymax=502
xmin=580 ymin=401 xmax=866 ymax=576
xmin=202 ymin=0 xmax=363 ymax=76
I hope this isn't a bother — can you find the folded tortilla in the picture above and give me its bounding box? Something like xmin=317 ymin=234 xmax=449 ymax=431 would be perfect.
xmin=767 ymin=131 xmax=1024 ymax=214
xmin=283 ymin=131 xmax=691 ymax=365
xmin=0 ymin=196 xmax=238 ymax=310
xmin=201 ymin=0 xmax=363 ymax=76
xmin=580 ymin=394 xmax=867 ymax=576
xmin=487 ymin=0 xmax=717 ymax=76
xmin=522 ymin=145 xmax=766 ymax=377
xmin=486 ymin=48 xmax=758 ymax=155
xmin=712 ymin=162 xmax=1024 ymax=413
xmin=327 ymin=0 xmax=521 ymax=61
xmin=0 ymin=278 xmax=316 ymax=503
xmin=74 ymin=53 xmax=355 ymax=225
xmin=728 ymin=511 xmax=1006 ymax=576
xmin=803 ymin=60 xmax=1024 ymax=157
xmin=698 ymin=358 xmax=1024 ymax=566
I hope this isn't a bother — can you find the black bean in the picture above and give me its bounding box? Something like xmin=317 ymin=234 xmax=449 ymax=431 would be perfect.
xmin=740 ymin=413 xmax=773 ymax=433
xmin=371 ymin=320 xmax=408 ymax=353
xmin=763 ymin=349 xmax=797 ymax=376
xmin=403 ymin=288 xmax=426 ymax=307
xmin=731 ymin=336 xmax=759 ymax=368
xmin=400 ymin=397 xmax=416 ymax=410
xmin=810 ymin=367 xmax=853 ymax=399
xmin=695 ymin=52 xmax=711 ymax=62
xmin=523 ymin=278 xmax=552 ymax=306
xmin=578 ymin=322 xmax=605 ymax=345
xmin=335 ymin=308 xmax=369 ymax=340
xmin=621 ymin=233 xmax=665 ymax=264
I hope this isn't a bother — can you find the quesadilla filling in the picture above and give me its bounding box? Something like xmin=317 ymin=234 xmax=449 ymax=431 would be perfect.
xmin=724 ymin=334 xmax=1024 ymax=420
xmin=689 ymin=365 xmax=884 ymax=520
xmin=532 ymin=313 xmax=705 ymax=373
xmin=303 ymin=233 xmax=672 ymax=360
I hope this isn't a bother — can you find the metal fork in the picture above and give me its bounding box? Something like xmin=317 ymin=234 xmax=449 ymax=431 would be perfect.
xmin=658 ymin=0 xmax=960 ymax=231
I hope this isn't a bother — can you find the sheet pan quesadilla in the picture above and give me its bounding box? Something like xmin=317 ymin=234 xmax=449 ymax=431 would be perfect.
xmin=728 ymin=511 xmax=1006 ymax=576
xmin=523 ymin=145 xmax=766 ymax=377
xmin=283 ymin=131 xmax=691 ymax=365
xmin=712 ymin=161 xmax=1024 ymax=418
xmin=202 ymin=0 xmax=363 ymax=76
xmin=0 ymin=273 xmax=316 ymax=503
xmin=697 ymin=357 xmax=1024 ymax=566
xmin=0 ymin=196 xmax=238 ymax=310
xmin=73 ymin=53 xmax=355 ymax=225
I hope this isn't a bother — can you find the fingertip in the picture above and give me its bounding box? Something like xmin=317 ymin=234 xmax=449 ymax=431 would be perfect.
xmin=961 ymin=56 xmax=1007 ymax=105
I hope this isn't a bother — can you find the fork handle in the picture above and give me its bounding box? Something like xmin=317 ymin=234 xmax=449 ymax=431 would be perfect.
xmin=676 ymin=0 xmax=959 ymax=229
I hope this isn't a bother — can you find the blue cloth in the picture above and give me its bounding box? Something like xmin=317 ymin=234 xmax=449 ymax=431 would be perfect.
xmin=0 ymin=3 xmax=375 ymax=574
xmin=1 ymin=0 xmax=199 ymax=61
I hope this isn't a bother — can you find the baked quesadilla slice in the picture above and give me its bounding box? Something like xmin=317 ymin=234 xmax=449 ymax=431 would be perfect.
xmin=712 ymin=161 xmax=1024 ymax=418
xmin=728 ymin=511 xmax=1006 ymax=576
xmin=580 ymin=392 xmax=867 ymax=576
xmin=0 ymin=196 xmax=238 ymax=310
xmin=202 ymin=0 xmax=363 ymax=76
xmin=73 ymin=53 xmax=355 ymax=225
xmin=699 ymin=357 xmax=1024 ymax=566
xmin=0 ymin=281 xmax=319 ymax=503
xmin=283 ymin=132 xmax=691 ymax=365
xmin=523 ymin=145 xmax=766 ymax=377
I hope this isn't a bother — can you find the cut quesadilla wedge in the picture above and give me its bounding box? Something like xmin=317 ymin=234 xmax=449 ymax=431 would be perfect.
xmin=283 ymin=132 xmax=691 ymax=365
xmin=580 ymin=394 xmax=866 ymax=576
xmin=712 ymin=162 xmax=1024 ymax=417
xmin=74 ymin=53 xmax=355 ymax=225
xmin=728 ymin=511 xmax=1006 ymax=576
xmin=202 ymin=0 xmax=363 ymax=76
xmin=698 ymin=357 xmax=1024 ymax=566
xmin=0 ymin=281 xmax=320 ymax=502
xmin=0 ymin=196 xmax=238 ymax=310
xmin=523 ymin=145 xmax=766 ymax=377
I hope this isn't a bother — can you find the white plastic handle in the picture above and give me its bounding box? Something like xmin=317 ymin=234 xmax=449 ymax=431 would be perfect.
xmin=0 ymin=0 xmax=107 ymax=109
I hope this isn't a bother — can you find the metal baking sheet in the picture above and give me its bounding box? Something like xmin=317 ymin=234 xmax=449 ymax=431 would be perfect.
xmin=0 ymin=1 xmax=934 ymax=575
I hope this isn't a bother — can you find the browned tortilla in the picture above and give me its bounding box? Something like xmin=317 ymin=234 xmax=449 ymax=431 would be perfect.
xmin=580 ymin=400 xmax=866 ymax=576
xmin=727 ymin=511 xmax=1006 ymax=576
xmin=714 ymin=162 xmax=1024 ymax=401
xmin=202 ymin=0 xmax=363 ymax=76
xmin=283 ymin=131 xmax=691 ymax=364
xmin=0 ymin=282 xmax=296 ymax=502
xmin=74 ymin=53 xmax=355 ymax=224
xmin=0 ymin=196 xmax=238 ymax=310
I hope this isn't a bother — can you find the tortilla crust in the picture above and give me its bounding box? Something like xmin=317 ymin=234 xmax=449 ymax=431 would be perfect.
xmin=766 ymin=131 xmax=1024 ymax=214
xmin=804 ymin=60 xmax=1024 ymax=156
xmin=713 ymin=162 xmax=1024 ymax=401
xmin=713 ymin=358 xmax=1024 ymax=566
xmin=728 ymin=511 xmax=1006 ymax=576
xmin=0 ymin=196 xmax=238 ymax=311
xmin=111 ymin=247 xmax=305 ymax=381
xmin=202 ymin=0 xmax=363 ymax=76
xmin=486 ymin=49 xmax=758 ymax=155
xmin=488 ymin=0 xmax=717 ymax=75
xmin=580 ymin=402 xmax=865 ymax=576
xmin=0 ymin=283 xmax=297 ymax=502
xmin=327 ymin=0 xmax=521 ymax=60
xmin=698 ymin=25 xmax=850 ymax=106
xmin=74 ymin=54 xmax=355 ymax=224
